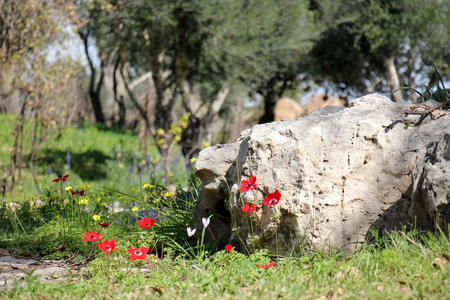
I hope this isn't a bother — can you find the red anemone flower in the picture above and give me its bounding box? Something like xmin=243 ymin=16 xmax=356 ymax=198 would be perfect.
xmin=98 ymin=223 xmax=110 ymax=227
xmin=82 ymin=231 xmax=102 ymax=242
xmin=262 ymin=190 xmax=281 ymax=206
xmin=240 ymin=176 xmax=257 ymax=192
xmin=127 ymin=247 xmax=150 ymax=261
xmin=225 ymin=244 xmax=233 ymax=252
xmin=256 ymin=261 xmax=275 ymax=269
xmin=138 ymin=217 xmax=155 ymax=229
xmin=70 ymin=189 xmax=85 ymax=196
xmin=52 ymin=174 xmax=69 ymax=183
xmin=241 ymin=203 xmax=255 ymax=213
xmin=97 ymin=239 xmax=118 ymax=254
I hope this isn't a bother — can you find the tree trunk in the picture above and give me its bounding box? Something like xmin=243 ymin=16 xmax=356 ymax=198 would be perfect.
xmin=385 ymin=57 xmax=403 ymax=103
xmin=259 ymin=91 xmax=277 ymax=124
xmin=89 ymin=63 xmax=106 ymax=124
xmin=149 ymin=52 xmax=173 ymax=132
xmin=180 ymin=82 xmax=230 ymax=157
xmin=79 ymin=29 xmax=105 ymax=124
xmin=112 ymin=55 xmax=126 ymax=127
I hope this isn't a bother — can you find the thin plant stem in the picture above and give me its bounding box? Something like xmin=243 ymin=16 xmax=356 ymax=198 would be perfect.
xmin=207 ymin=227 xmax=218 ymax=250
xmin=138 ymin=164 xmax=143 ymax=200
xmin=9 ymin=208 xmax=26 ymax=234
xmin=60 ymin=180 xmax=66 ymax=245
xmin=275 ymin=229 xmax=279 ymax=258
xmin=200 ymin=227 xmax=206 ymax=253
xmin=156 ymin=201 xmax=164 ymax=258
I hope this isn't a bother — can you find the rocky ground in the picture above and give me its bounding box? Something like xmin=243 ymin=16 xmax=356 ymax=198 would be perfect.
xmin=0 ymin=248 xmax=87 ymax=291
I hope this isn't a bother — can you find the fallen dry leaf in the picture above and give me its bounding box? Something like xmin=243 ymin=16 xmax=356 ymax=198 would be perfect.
xmin=431 ymin=256 xmax=447 ymax=272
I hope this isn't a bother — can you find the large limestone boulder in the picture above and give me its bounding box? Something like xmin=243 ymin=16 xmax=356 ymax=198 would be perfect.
xmin=193 ymin=93 xmax=450 ymax=254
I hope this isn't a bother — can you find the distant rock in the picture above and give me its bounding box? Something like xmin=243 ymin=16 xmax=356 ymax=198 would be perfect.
xmin=274 ymin=97 xmax=306 ymax=121
xmin=193 ymin=93 xmax=450 ymax=254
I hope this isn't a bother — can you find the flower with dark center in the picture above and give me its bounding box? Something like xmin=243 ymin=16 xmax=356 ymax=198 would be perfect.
xmin=240 ymin=176 xmax=257 ymax=192
xmin=82 ymin=231 xmax=102 ymax=242
xmin=127 ymin=247 xmax=150 ymax=261
xmin=262 ymin=191 xmax=281 ymax=206
xmin=97 ymin=239 xmax=118 ymax=254
xmin=52 ymin=174 xmax=69 ymax=183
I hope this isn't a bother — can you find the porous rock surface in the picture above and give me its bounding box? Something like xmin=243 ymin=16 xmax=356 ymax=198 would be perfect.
xmin=193 ymin=93 xmax=450 ymax=254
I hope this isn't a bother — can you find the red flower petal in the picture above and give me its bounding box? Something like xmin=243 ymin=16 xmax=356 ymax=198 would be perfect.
xmin=138 ymin=217 xmax=155 ymax=229
xmin=97 ymin=239 xmax=118 ymax=254
xmin=225 ymin=244 xmax=232 ymax=252
xmin=82 ymin=231 xmax=102 ymax=242
xmin=262 ymin=190 xmax=281 ymax=206
xmin=127 ymin=247 xmax=150 ymax=261
xmin=240 ymin=176 xmax=257 ymax=192
xmin=241 ymin=203 xmax=255 ymax=213
xmin=257 ymin=261 xmax=275 ymax=269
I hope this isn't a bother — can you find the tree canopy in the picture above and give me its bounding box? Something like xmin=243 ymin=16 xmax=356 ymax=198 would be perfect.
xmin=1 ymin=0 xmax=448 ymax=152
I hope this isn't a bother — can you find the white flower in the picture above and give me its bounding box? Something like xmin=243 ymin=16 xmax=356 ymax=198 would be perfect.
xmin=187 ymin=227 xmax=196 ymax=237
xmin=202 ymin=217 xmax=210 ymax=228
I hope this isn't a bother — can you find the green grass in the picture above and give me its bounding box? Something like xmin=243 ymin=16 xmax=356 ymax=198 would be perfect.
xmin=0 ymin=114 xmax=190 ymax=200
xmin=1 ymin=230 xmax=449 ymax=299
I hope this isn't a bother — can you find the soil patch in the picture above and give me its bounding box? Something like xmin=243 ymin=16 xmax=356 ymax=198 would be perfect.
xmin=0 ymin=249 xmax=87 ymax=291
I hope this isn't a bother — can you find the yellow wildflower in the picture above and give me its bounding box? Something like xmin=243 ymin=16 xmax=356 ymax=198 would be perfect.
xmin=190 ymin=158 xmax=197 ymax=163
xmin=202 ymin=141 xmax=210 ymax=148
xmin=157 ymin=128 xmax=165 ymax=136
xmin=92 ymin=215 xmax=101 ymax=221
xmin=97 ymin=197 xmax=102 ymax=202
xmin=86 ymin=185 xmax=93 ymax=189
xmin=165 ymin=191 xmax=173 ymax=197
xmin=65 ymin=186 xmax=73 ymax=191
xmin=169 ymin=124 xmax=182 ymax=135
xmin=117 ymin=152 xmax=122 ymax=158
xmin=131 ymin=207 xmax=139 ymax=212
xmin=78 ymin=198 xmax=89 ymax=205
xmin=101 ymin=203 xmax=106 ymax=206
xmin=143 ymin=183 xmax=154 ymax=189
xmin=141 ymin=159 xmax=146 ymax=165
xmin=174 ymin=135 xmax=181 ymax=143
xmin=157 ymin=138 xmax=166 ymax=148
xmin=118 ymin=163 xmax=125 ymax=168
xmin=179 ymin=113 xmax=191 ymax=128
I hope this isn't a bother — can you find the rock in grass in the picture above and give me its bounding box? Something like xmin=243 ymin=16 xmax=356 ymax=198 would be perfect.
xmin=193 ymin=93 xmax=450 ymax=254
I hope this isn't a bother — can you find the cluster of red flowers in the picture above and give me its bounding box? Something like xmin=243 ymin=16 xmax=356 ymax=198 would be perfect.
xmin=239 ymin=175 xmax=282 ymax=212
xmin=82 ymin=216 xmax=155 ymax=260
xmin=60 ymin=174 xmax=274 ymax=268
xmin=54 ymin=174 xmax=155 ymax=261
xmin=239 ymin=175 xmax=277 ymax=269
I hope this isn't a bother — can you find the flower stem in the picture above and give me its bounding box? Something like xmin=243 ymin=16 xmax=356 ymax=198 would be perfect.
xmin=275 ymin=228 xmax=279 ymax=258
xmin=60 ymin=180 xmax=66 ymax=245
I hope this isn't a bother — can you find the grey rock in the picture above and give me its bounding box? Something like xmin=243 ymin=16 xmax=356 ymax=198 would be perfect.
xmin=193 ymin=93 xmax=450 ymax=254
